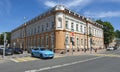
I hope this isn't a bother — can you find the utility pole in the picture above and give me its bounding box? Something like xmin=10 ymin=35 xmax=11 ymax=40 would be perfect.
xmin=3 ymin=33 xmax=7 ymax=58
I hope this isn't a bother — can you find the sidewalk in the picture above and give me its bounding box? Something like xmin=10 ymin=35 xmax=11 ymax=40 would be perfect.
xmin=54 ymin=49 xmax=106 ymax=57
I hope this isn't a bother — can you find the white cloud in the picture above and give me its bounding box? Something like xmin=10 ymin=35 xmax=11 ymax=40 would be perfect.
xmin=84 ymin=11 xmax=120 ymax=18
xmin=42 ymin=0 xmax=92 ymax=10
xmin=44 ymin=1 xmax=57 ymax=7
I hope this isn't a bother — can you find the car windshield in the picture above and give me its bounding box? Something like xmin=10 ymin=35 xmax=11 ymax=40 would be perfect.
xmin=40 ymin=48 xmax=47 ymax=51
xmin=5 ymin=48 xmax=12 ymax=51
xmin=15 ymin=48 xmax=20 ymax=50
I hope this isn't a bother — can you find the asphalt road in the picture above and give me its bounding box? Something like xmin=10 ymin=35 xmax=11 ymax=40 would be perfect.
xmin=0 ymin=49 xmax=120 ymax=72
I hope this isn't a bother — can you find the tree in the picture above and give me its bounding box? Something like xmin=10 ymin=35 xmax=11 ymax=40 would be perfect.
xmin=0 ymin=34 xmax=4 ymax=45
xmin=0 ymin=32 xmax=11 ymax=45
xmin=115 ymin=30 xmax=120 ymax=38
xmin=96 ymin=19 xmax=115 ymax=48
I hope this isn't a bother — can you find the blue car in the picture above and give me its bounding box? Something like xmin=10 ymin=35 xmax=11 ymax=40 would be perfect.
xmin=31 ymin=47 xmax=54 ymax=59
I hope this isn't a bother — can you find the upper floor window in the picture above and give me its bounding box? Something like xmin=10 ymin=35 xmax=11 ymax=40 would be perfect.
xmin=52 ymin=22 xmax=54 ymax=29
xmin=66 ymin=21 xmax=69 ymax=29
xmin=46 ymin=23 xmax=48 ymax=30
xmin=80 ymin=25 xmax=83 ymax=32
xmin=89 ymin=27 xmax=91 ymax=34
xmin=34 ymin=27 xmax=36 ymax=34
xmin=76 ymin=24 xmax=78 ymax=31
xmin=58 ymin=17 xmax=62 ymax=28
xmin=37 ymin=26 xmax=40 ymax=34
xmin=71 ymin=23 xmax=74 ymax=31
xmin=84 ymin=27 xmax=86 ymax=34
xmin=42 ymin=25 xmax=44 ymax=32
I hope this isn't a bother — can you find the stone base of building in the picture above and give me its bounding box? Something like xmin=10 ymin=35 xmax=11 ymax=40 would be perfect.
xmin=54 ymin=47 xmax=105 ymax=54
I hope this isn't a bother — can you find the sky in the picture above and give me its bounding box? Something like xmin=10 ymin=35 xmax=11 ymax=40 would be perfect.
xmin=0 ymin=0 xmax=120 ymax=33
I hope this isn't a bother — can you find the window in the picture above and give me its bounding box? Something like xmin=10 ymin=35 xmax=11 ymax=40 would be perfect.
xmin=71 ymin=23 xmax=74 ymax=31
xmin=38 ymin=26 xmax=40 ymax=33
xmin=38 ymin=37 xmax=40 ymax=47
xmin=81 ymin=39 xmax=83 ymax=45
xmin=46 ymin=36 xmax=49 ymax=45
xmin=65 ymin=36 xmax=69 ymax=45
xmin=52 ymin=22 xmax=54 ymax=29
xmin=76 ymin=24 xmax=78 ymax=31
xmin=46 ymin=23 xmax=48 ymax=30
xmin=84 ymin=27 xmax=86 ymax=34
xmin=41 ymin=37 xmax=44 ymax=47
xmin=70 ymin=37 xmax=75 ymax=46
xmin=66 ymin=21 xmax=68 ymax=29
xmin=34 ymin=27 xmax=36 ymax=34
xmin=89 ymin=27 xmax=91 ymax=34
xmin=84 ymin=39 xmax=86 ymax=45
xmin=81 ymin=25 xmax=83 ymax=32
xmin=42 ymin=25 xmax=44 ymax=32
xmin=77 ymin=38 xmax=79 ymax=46
xmin=58 ymin=17 xmax=62 ymax=28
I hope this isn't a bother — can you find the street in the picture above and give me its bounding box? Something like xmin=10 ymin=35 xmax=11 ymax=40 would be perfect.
xmin=0 ymin=49 xmax=120 ymax=72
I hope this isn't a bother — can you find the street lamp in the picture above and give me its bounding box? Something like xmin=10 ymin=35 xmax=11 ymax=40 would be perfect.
xmin=84 ymin=27 xmax=86 ymax=52
xmin=89 ymin=33 xmax=93 ymax=53
xmin=24 ymin=17 xmax=27 ymax=51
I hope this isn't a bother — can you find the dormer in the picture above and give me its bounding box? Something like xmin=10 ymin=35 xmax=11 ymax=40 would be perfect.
xmin=54 ymin=5 xmax=65 ymax=10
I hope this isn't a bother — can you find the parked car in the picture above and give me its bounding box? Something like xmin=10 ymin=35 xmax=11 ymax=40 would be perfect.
xmin=0 ymin=48 xmax=13 ymax=55
xmin=113 ymin=46 xmax=117 ymax=50
xmin=13 ymin=48 xmax=23 ymax=54
xmin=31 ymin=47 xmax=54 ymax=59
xmin=106 ymin=47 xmax=114 ymax=51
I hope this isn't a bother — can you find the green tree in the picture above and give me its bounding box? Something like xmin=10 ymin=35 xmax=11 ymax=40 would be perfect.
xmin=115 ymin=30 xmax=120 ymax=38
xmin=96 ymin=19 xmax=115 ymax=48
xmin=0 ymin=32 xmax=11 ymax=45
xmin=0 ymin=34 xmax=4 ymax=45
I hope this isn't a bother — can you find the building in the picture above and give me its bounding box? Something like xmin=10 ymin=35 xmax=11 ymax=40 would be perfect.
xmin=11 ymin=5 xmax=104 ymax=53
xmin=109 ymin=38 xmax=120 ymax=48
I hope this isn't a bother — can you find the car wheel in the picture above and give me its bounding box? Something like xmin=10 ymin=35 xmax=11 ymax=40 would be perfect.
xmin=40 ymin=54 xmax=43 ymax=59
xmin=31 ymin=53 xmax=34 ymax=57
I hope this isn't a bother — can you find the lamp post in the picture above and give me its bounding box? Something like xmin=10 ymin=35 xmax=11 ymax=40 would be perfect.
xmin=3 ymin=33 xmax=7 ymax=58
xmin=84 ymin=27 xmax=86 ymax=52
xmin=71 ymin=29 xmax=74 ymax=55
xmin=24 ymin=17 xmax=27 ymax=51
xmin=89 ymin=33 xmax=92 ymax=54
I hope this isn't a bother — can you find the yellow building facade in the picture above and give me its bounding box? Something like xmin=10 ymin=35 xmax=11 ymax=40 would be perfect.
xmin=11 ymin=5 xmax=104 ymax=53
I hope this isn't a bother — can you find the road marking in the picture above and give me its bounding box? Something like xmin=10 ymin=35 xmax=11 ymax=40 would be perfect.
xmin=25 ymin=51 xmax=120 ymax=72
xmin=25 ymin=56 xmax=103 ymax=72
xmin=91 ymin=51 xmax=120 ymax=58
xmin=11 ymin=57 xmax=39 ymax=63
xmin=54 ymin=55 xmax=64 ymax=58
xmin=91 ymin=54 xmax=120 ymax=58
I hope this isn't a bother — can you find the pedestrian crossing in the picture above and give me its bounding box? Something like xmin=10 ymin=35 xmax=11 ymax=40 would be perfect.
xmin=91 ymin=54 xmax=120 ymax=58
xmin=11 ymin=55 xmax=64 ymax=63
xmin=11 ymin=57 xmax=39 ymax=63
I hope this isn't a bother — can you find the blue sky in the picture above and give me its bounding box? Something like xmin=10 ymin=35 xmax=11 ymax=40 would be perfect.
xmin=0 ymin=0 xmax=120 ymax=33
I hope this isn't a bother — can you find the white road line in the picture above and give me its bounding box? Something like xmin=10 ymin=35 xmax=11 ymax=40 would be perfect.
xmin=24 ymin=50 xmax=120 ymax=72
xmin=11 ymin=59 xmax=19 ymax=62
xmin=25 ymin=56 xmax=103 ymax=72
